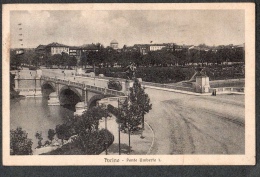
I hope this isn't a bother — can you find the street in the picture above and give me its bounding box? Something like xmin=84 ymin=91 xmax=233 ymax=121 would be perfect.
xmin=145 ymin=88 xmax=244 ymax=154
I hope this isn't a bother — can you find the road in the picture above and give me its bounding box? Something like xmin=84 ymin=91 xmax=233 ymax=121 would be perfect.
xmin=144 ymin=88 xmax=244 ymax=154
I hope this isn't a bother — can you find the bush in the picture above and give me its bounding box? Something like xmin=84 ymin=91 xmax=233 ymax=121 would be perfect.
xmin=108 ymin=79 xmax=122 ymax=91
xmin=96 ymin=66 xmax=193 ymax=83
xmin=96 ymin=65 xmax=244 ymax=83
xmin=42 ymin=129 xmax=114 ymax=155
xmin=29 ymin=66 xmax=37 ymax=70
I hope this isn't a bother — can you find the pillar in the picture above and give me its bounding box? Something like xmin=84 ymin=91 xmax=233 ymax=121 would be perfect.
xmin=125 ymin=80 xmax=130 ymax=95
xmin=74 ymin=102 xmax=87 ymax=116
xmin=77 ymin=68 xmax=83 ymax=75
xmin=14 ymin=75 xmax=19 ymax=90
xmin=48 ymin=92 xmax=60 ymax=106
xmin=36 ymin=69 xmax=42 ymax=78
xmin=83 ymin=88 xmax=88 ymax=105
xmin=196 ymin=76 xmax=210 ymax=93
xmin=34 ymin=78 xmax=42 ymax=97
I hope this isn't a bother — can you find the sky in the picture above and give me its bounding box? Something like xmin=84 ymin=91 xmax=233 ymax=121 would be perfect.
xmin=10 ymin=10 xmax=245 ymax=48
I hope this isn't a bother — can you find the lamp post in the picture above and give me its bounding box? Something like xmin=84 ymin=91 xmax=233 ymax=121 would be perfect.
xmin=128 ymin=113 xmax=131 ymax=155
xmin=118 ymin=98 xmax=121 ymax=155
xmin=105 ymin=115 xmax=108 ymax=155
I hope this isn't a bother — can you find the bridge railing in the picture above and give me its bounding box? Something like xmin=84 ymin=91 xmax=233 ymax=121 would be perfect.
xmin=142 ymin=81 xmax=195 ymax=92
xmin=209 ymin=87 xmax=244 ymax=93
xmin=41 ymin=76 xmax=126 ymax=96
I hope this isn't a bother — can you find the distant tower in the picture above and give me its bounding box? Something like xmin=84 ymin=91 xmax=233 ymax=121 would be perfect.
xmin=110 ymin=39 xmax=118 ymax=49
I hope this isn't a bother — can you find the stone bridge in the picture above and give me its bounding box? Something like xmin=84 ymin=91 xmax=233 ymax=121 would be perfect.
xmin=14 ymin=73 xmax=131 ymax=115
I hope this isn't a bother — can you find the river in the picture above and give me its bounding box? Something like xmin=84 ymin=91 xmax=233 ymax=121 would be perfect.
xmin=10 ymin=96 xmax=74 ymax=149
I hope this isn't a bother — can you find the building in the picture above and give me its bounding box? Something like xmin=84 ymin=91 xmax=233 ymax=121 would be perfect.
xmin=45 ymin=42 xmax=69 ymax=57
xmin=35 ymin=45 xmax=46 ymax=56
xmin=69 ymin=46 xmax=81 ymax=58
xmin=132 ymin=44 xmax=149 ymax=55
xmin=110 ymin=39 xmax=119 ymax=49
xmin=81 ymin=44 xmax=99 ymax=53
xmin=174 ymin=45 xmax=190 ymax=52
xmin=149 ymin=44 xmax=167 ymax=51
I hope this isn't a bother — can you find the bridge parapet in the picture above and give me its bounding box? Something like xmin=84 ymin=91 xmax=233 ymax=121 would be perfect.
xmin=41 ymin=76 xmax=126 ymax=97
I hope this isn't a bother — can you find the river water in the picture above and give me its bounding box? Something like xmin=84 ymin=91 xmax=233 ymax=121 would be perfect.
xmin=10 ymin=96 xmax=74 ymax=149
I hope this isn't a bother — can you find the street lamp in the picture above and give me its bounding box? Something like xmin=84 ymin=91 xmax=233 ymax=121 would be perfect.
xmin=104 ymin=114 xmax=108 ymax=155
xmin=118 ymin=99 xmax=121 ymax=155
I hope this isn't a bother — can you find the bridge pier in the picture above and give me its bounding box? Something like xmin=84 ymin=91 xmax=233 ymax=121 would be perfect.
xmin=14 ymin=75 xmax=42 ymax=97
xmin=74 ymin=102 xmax=87 ymax=116
xmin=48 ymin=92 xmax=60 ymax=106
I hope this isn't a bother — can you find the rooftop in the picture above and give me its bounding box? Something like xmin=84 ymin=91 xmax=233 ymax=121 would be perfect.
xmin=46 ymin=42 xmax=68 ymax=47
xmin=110 ymin=39 xmax=118 ymax=44
xmin=35 ymin=44 xmax=46 ymax=50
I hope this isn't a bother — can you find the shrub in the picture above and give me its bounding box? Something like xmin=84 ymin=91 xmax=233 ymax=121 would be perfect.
xmin=96 ymin=66 xmax=193 ymax=83
xmin=108 ymin=79 xmax=122 ymax=91
xmin=42 ymin=129 xmax=114 ymax=155
xmin=96 ymin=65 xmax=244 ymax=83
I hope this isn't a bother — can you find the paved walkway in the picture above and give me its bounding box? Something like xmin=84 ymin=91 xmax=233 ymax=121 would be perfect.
xmin=99 ymin=116 xmax=154 ymax=155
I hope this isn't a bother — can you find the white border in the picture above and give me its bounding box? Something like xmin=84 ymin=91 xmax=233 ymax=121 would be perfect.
xmin=2 ymin=3 xmax=255 ymax=166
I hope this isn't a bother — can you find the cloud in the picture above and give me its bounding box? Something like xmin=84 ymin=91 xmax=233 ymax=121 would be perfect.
xmin=10 ymin=10 xmax=245 ymax=48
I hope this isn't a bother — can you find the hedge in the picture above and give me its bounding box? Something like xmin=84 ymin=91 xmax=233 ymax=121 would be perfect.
xmin=95 ymin=65 xmax=244 ymax=83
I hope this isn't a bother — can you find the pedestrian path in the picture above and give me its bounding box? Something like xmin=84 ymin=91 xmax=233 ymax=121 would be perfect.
xmin=99 ymin=116 xmax=154 ymax=155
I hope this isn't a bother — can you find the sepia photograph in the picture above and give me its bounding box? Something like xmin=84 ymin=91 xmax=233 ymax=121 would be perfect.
xmin=2 ymin=3 xmax=255 ymax=165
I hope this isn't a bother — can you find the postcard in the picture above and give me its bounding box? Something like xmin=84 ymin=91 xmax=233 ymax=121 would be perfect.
xmin=2 ymin=3 xmax=255 ymax=165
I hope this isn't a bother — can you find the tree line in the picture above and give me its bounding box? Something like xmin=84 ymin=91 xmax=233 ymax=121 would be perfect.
xmin=10 ymin=49 xmax=77 ymax=69
xmin=10 ymin=45 xmax=244 ymax=69
xmin=79 ymin=46 xmax=244 ymax=68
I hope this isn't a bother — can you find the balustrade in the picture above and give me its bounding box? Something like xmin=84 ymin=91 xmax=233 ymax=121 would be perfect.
xmin=41 ymin=75 xmax=125 ymax=96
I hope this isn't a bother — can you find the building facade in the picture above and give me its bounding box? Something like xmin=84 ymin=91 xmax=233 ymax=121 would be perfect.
xmin=149 ymin=44 xmax=167 ymax=51
xmin=44 ymin=42 xmax=69 ymax=57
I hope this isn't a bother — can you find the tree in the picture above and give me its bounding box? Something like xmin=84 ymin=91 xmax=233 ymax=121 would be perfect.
xmin=129 ymin=79 xmax=152 ymax=130
xmin=69 ymin=56 xmax=78 ymax=69
xmin=80 ymin=52 xmax=87 ymax=68
xmin=10 ymin=50 xmax=22 ymax=69
xmin=48 ymin=129 xmax=56 ymax=143
xmin=51 ymin=54 xmax=62 ymax=68
xmin=10 ymin=127 xmax=33 ymax=155
xmin=35 ymin=131 xmax=43 ymax=148
xmin=73 ymin=105 xmax=111 ymax=151
xmin=61 ymin=52 xmax=70 ymax=68
xmin=117 ymin=79 xmax=152 ymax=131
xmin=74 ymin=105 xmax=110 ymax=134
xmin=55 ymin=124 xmax=71 ymax=145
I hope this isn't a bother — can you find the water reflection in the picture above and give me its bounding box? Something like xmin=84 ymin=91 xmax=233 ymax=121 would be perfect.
xmin=10 ymin=97 xmax=74 ymax=149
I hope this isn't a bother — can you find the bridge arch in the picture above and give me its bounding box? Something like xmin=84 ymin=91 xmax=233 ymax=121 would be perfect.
xmin=88 ymin=94 xmax=105 ymax=108
xmin=41 ymin=81 xmax=56 ymax=97
xmin=59 ymin=86 xmax=83 ymax=107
